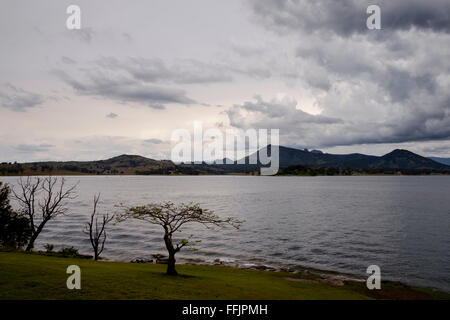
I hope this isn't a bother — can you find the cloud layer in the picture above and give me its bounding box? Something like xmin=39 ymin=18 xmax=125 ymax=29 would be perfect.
xmin=0 ymin=84 xmax=44 ymax=112
xmin=220 ymin=0 xmax=450 ymax=149
xmin=250 ymin=0 xmax=450 ymax=37
xmin=1 ymin=0 xmax=449 ymax=161
xmin=54 ymin=60 xmax=198 ymax=109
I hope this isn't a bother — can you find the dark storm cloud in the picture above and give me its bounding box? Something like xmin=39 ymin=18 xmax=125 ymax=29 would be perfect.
xmin=293 ymin=29 xmax=443 ymax=101
xmin=96 ymin=57 xmax=233 ymax=84
xmin=363 ymin=98 xmax=450 ymax=145
xmin=225 ymin=93 xmax=450 ymax=148
xmin=382 ymin=0 xmax=450 ymax=33
xmin=249 ymin=0 xmax=450 ymax=37
xmin=54 ymin=68 xmax=196 ymax=109
xmin=234 ymin=0 xmax=450 ymax=148
xmin=295 ymin=44 xmax=374 ymax=78
xmin=381 ymin=67 xmax=437 ymax=103
xmin=0 ymin=84 xmax=45 ymax=112
xmin=15 ymin=143 xmax=55 ymax=153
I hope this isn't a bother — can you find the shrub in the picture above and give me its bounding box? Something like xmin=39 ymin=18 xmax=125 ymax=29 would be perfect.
xmin=58 ymin=246 xmax=80 ymax=257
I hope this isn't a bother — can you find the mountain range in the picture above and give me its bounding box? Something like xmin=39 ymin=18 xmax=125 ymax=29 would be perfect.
xmin=1 ymin=146 xmax=449 ymax=175
xmin=428 ymin=157 xmax=450 ymax=166
xmin=260 ymin=146 xmax=450 ymax=171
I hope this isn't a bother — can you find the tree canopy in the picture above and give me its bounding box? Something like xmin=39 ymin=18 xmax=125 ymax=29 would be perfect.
xmin=117 ymin=201 xmax=242 ymax=275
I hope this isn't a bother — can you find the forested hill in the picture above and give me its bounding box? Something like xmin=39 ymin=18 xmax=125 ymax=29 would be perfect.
xmin=1 ymin=147 xmax=449 ymax=176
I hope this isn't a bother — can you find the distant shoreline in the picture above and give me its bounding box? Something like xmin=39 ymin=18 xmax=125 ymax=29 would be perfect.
xmin=1 ymin=172 xmax=450 ymax=177
xmin=2 ymin=147 xmax=450 ymax=176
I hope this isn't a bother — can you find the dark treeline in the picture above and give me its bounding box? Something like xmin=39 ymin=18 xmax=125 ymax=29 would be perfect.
xmin=2 ymin=150 xmax=450 ymax=176
xmin=277 ymin=165 xmax=450 ymax=176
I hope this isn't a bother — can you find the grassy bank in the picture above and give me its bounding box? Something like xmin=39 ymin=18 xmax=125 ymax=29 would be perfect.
xmin=0 ymin=251 xmax=448 ymax=300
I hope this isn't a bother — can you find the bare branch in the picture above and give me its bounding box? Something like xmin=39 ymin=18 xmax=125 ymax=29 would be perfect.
xmin=85 ymin=193 xmax=114 ymax=260
xmin=12 ymin=176 xmax=77 ymax=251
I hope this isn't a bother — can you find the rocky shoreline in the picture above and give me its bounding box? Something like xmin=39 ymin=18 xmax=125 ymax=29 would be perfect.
xmin=129 ymin=255 xmax=365 ymax=286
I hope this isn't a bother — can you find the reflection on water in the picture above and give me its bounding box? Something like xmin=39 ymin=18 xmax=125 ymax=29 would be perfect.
xmin=2 ymin=175 xmax=450 ymax=292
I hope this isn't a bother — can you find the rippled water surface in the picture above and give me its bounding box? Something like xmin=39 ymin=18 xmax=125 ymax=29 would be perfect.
xmin=2 ymin=175 xmax=450 ymax=292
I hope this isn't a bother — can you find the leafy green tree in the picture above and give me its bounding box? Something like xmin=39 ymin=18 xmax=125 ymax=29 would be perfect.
xmin=0 ymin=182 xmax=32 ymax=248
xmin=117 ymin=202 xmax=242 ymax=275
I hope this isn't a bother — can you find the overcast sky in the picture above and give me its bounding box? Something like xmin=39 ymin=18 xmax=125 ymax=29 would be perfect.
xmin=1 ymin=0 xmax=449 ymax=162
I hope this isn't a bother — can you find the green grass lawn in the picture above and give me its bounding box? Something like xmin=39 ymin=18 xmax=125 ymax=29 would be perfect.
xmin=0 ymin=251 xmax=448 ymax=300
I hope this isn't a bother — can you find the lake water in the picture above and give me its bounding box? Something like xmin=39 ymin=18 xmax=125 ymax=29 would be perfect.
xmin=2 ymin=175 xmax=450 ymax=292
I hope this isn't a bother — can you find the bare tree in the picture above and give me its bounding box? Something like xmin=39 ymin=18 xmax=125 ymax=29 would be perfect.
xmin=85 ymin=194 xmax=114 ymax=260
xmin=12 ymin=176 xmax=77 ymax=251
xmin=116 ymin=201 xmax=242 ymax=275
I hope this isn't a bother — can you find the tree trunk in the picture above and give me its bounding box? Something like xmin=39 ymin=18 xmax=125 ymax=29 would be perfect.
xmin=167 ymin=251 xmax=177 ymax=275
xmin=164 ymin=232 xmax=178 ymax=275
xmin=26 ymin=221 xmax=47 ymax=252
xmin=25 ymin=232 xmax=38 ymax=251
